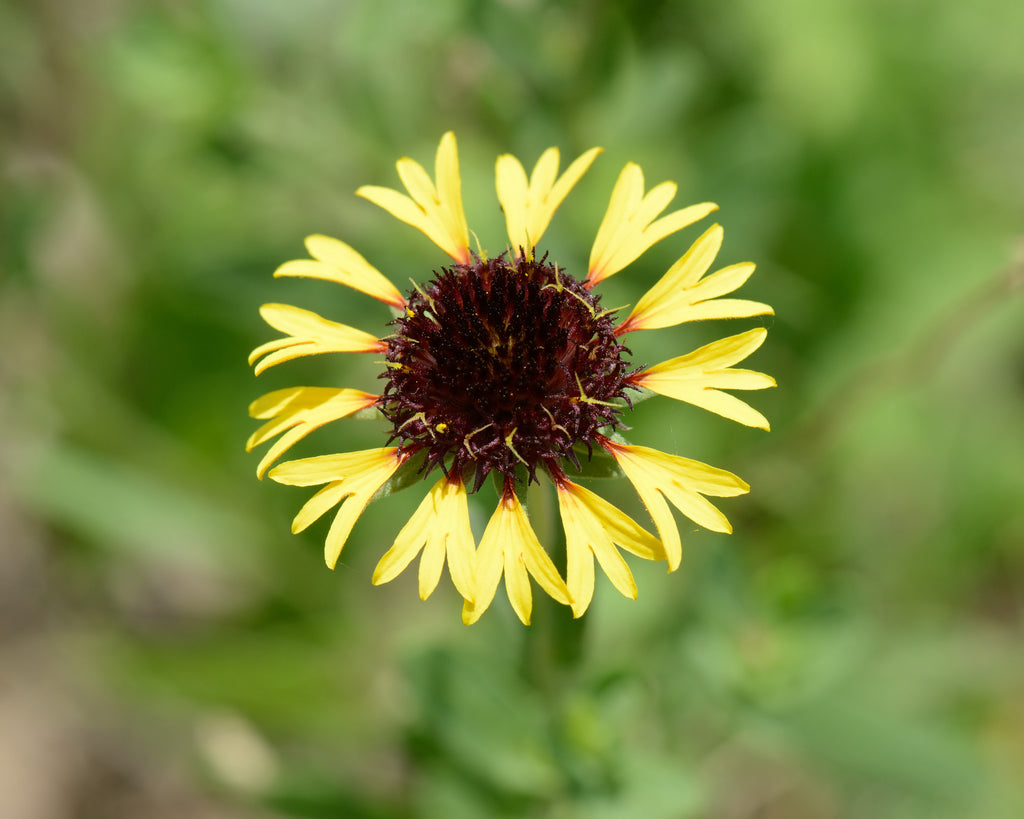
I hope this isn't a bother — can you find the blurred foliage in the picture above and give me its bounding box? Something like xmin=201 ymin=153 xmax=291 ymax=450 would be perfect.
xmin=2 ymin=0 xmax=1023 ymax=817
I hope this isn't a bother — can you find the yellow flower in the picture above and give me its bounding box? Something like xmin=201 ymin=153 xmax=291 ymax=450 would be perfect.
xmin=249 ymin=133 xmax=774 ymax=623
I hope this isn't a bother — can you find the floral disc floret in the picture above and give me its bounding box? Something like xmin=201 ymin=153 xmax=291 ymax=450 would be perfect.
xmin=380 ymin=252 xmax=634 ymax=491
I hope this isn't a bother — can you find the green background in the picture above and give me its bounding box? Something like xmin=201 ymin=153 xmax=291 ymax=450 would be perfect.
xmin=3 ymin=0 xmax=1023 ymax=816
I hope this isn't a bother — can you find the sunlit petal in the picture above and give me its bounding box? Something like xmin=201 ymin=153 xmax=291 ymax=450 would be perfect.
xmin=497 ymin=146 xmax=602 ymax=255
xmin=617 ymin=225 xmax=773 ymax=333
xmin=247 ymin=387 xmax=379 ymax=478
xmin=603 ymin=441 xmax=749 ymax=571
xmin=556 ymin=479 xmax=665 ymax=617
xmin=357 ymin=132 xmax=470 ymax=263
xmin=462 ymin=487 xmax=570 ymax=625
xmin=249 ymin=304 xmax=384 ymax=375
xmin=632 ymin=329 xmax=776 ymax=429
xmin=586 ymin=163 xmax=716 ymax=286
xmin=372 ymin=476 xmax=476 ymax=602
xmin=269 ymin=448 xmax=405 ymax=568
xmin=272 ymin=235 xmax=405 ymax=308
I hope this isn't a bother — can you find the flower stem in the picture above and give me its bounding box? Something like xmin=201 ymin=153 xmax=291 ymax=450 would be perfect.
xmin=521 ymin=478 xmax=586 ymax=688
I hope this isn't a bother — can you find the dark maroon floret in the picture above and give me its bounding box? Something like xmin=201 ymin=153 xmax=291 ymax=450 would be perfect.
xmin=379 ymin=252 xmax=635 ymax=491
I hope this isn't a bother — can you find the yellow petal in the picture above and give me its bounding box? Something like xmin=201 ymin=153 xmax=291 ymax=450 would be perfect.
xmin=556 ymin=480 xmax=664 ymax=617
xmin=433 ymin=132 xmax=469 ymax=254
xmin=272 ymin=235 xmax=405 ymax=308
xmin=323 ymin=493 xmax=374 ymax=569
xmin=291 ymin=481 xmax=348 ymax=533
xmin=605 ymin=442 xmax=749 ymax=571
xmin=372 ymin=486 xmax=433 ymax=585
xmin=580 ymin=486 xmax=666 ymax=562
xmin=495 ymin=154 xmax=530 ymax=253
xmin=586 ymin=163 xmax=717 ymax=286
xmin=496 ymin=146 xmax=602 ymax=255
xmin=562 ymin=511 xmax=596 ymax=619
xmin=268 ymin=448 xmax=404 ymax=568
xmin=356 ymin=131 xmax=470 ymax=263
xmin=397 ymin=157 xmax=440 ymax=210
xmin=372 ymin=476 xmax=476 ymax=602
xmin=247 ymin=388 xmax=378 ymax=478
xmin=617 ymin=225 xmax=774 ymax=333
xmin=441 ymin=480 xmax=478 ymax=603
xmin=269 ymin=447 xmax=400 ymax=486
xmin=463 ymin=489 xmax=570 ymax=625
xmin=419 ymin=527 xmax=447 ymax=601
xmin=638 ymin=487 xmax=681 ymax=575
xmin=462 ymin=513 xmax=506 ymax=626
xmin=249 ymin=304 xmax=384 ymax=375
xmin=633 ymin=329 xmax=775 ymax=429
xmin=558 ymin=487 xmax=602 ymax=617
xmin=249 ymin=386 xmax=331 ymax=419
xmin=504 ymin=547 xmax=534 ymax=626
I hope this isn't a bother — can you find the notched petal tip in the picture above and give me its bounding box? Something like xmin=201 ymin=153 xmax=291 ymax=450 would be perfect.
xmin=247 ymin=388 xmax=381 ymax=481
xmin=370 ymin=476 xmax=476 ymax=603
xmin=634 ymin=328 xmax=775 ymax=428
xmin=587 ymin=168 xmax=717 ymax=286
xmin=355 ymin=133 xmax=470 ymax=263
xmin=274 ymin=235 xmax=406 ymax=307
xmin=464 ymin=489 xmax=571 ymax=624
xmin=497 ymin=144 xmax=603 ymax=256
xmin=605 ymin=442 xmax=752 ymax=565
xmin=249 ymin=304 xmax=385 ymax=375
xmin=618 ymin=225 xmax=777 ymax=333
xmin=556 ymin=479 xmax=664 ymax=617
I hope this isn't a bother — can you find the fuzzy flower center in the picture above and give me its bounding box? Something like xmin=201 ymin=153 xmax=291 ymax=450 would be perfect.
xmin=380 ymin=253 xmax=634 ymax=491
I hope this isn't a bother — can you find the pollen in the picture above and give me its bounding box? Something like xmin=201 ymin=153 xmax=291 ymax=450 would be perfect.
xmin=379 ymin=252 xmax=635 ymax=491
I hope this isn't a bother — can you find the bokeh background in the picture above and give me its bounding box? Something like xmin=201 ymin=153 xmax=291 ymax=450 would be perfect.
xmin=3 ymin=0 xmax=1023 ymax=817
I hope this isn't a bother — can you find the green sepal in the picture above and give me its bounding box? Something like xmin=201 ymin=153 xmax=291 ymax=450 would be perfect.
xmin=352 ymin=406 xmax=384 ymax=421
xmin=622 ymin=385 xmax=657 ymax=406
xmin=601 ymin=429 xmax=631 ymax=446
xmin=372 ymin=451 xmax=429 ymax=500
xmin=569 ymin=444 xmax=625 ymax=480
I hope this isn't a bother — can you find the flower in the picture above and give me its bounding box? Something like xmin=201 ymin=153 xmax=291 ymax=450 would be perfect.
xmin=248 ymin=132 xmax=774 ymax=624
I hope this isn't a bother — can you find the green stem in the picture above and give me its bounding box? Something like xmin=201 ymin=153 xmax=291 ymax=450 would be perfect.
xmin=519 ymin=478 xmax=590 ymax=811
xmin=520 ymin=477 xmax=587 ymax=688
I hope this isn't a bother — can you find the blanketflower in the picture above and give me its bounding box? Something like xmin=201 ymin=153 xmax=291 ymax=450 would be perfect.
xmin=248 ymin=132 xmax=774 ymax=624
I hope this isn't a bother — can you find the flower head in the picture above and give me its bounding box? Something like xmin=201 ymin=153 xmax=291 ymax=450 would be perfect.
xmin=249 ymin=133 xmax=774 ymax=624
